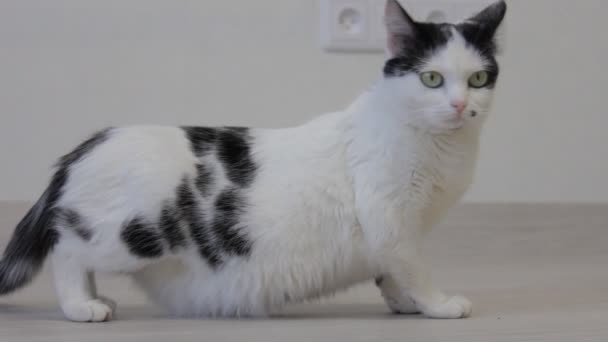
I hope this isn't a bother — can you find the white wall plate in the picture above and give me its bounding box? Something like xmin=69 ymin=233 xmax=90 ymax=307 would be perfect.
xmin=320 ymin=0 xmax=502 ymax=53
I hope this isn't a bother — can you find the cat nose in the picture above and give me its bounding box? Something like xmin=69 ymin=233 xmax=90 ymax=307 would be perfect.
xmin=451 ymin=100 xmax=467 ymax=116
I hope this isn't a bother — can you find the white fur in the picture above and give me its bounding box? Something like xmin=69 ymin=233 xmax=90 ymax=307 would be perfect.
xmin=50 ymin=28 xmax=497 ymax=321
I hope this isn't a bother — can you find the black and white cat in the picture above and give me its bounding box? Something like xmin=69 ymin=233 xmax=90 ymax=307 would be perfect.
xmin=0 ymin=0 xmax=506 ymax=322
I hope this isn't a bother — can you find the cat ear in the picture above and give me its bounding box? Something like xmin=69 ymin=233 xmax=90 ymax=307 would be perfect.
xmin=465 ymin=1 xmax=507 ymax=37
xmin=459 ymin=1 xmax=506 ymax=54
xmin=384 ymin=0 xmax=417 ymax=57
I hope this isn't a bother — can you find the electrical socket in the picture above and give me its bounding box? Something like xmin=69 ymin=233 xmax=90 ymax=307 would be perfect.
xmin=320 ymin=0 xmax=499 ymax=53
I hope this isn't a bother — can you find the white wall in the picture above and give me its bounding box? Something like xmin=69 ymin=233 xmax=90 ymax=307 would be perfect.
xmin=0 ymin=0 xmax=606 ymax=202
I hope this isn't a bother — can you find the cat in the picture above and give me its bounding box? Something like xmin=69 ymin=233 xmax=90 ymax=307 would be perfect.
xmin=0 ymin=0 xmax=506 ymax=322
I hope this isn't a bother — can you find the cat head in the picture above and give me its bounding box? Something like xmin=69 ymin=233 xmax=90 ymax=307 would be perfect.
xmin=380 ymin=0 xmax=506 ymax=133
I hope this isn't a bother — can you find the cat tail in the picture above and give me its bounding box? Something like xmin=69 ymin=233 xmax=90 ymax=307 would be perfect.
xmin=0 ymin=128 xmax=111 ymax=295
xmin=0 ymin=186 xmax=60 ymax=295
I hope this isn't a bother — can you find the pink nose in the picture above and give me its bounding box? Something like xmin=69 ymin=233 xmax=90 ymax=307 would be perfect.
xmin=451 ymin=100 xmax=467 ymax=116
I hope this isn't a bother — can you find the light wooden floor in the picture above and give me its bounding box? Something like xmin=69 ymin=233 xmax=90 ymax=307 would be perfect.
xmin=1 ymin=202 xmax=607 ymax=342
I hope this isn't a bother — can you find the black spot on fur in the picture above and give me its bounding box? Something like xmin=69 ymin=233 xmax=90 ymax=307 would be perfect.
xmin=47 ymin=128 xmax=113 ymax=221
xmin=176 ymin=179 xmax=222 ymax=268
xmin=194 ymin=164 xmax=214 ymax=198
xmin=0 ymin=128 xmax=111 ymax=295
xmin=456 ymin=1 xmax=506 ymax=89
xmin=121 ymin=217 xmax=164 ymax=258
xmin=457 ymin=1 xmax=506 ymax=56
xmin=159 ymin=203 xmax=187 ymax=251
xmin=56 ymin=208 xmax=92 ymax=241
xmin=375 ymin=276 xmax=384 ymax=287
xmin=212 ymin=187 xmax=252 ymax=256
xmin=384 ymin=23 xmax=453 ymax=77
xmin=46 ymin=128 xmax=113 ymax=240
xmin=182 ymin=127 xmax=218 ymax=156
xmin=182 ymin=126 xmax=257 ymax=188
xmin=57 ymin=128 xmax=113 ymax=170
xmin=216 ymin=128 xmax=257 ymax=188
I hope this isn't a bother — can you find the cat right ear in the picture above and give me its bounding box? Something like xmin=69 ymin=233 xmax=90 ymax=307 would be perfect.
xmin=384 ymin=0 xmax=417 ymax=57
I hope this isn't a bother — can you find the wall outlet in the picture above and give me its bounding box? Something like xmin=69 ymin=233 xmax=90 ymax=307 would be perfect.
xmin=320 ymin=0 xmax=499 ymax=53
xmin=320 ymin=0 xmax=376 ymax=52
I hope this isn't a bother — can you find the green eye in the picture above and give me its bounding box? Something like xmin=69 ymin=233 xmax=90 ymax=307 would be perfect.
xmin=469 ymin=71 xmax=490 ymax=88
xmin=420 ymin=71 xmax=444 ymax=88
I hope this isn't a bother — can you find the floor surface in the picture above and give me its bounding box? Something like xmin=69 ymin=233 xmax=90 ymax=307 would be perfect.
xmin=1 ymin=202 xmax=607 ymax=341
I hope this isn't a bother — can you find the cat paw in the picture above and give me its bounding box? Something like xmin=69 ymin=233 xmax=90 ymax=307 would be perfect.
xmin=62 ymin=299 xmax=114 ymax=322
xmin=97 ymin=295 xmax=117 ymax=313
xmin=419 ymin=295 xmax=472 ymax=319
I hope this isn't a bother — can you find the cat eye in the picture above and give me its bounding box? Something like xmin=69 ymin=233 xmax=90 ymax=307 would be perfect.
xmin=420 ymin=71 xmax=444 ymax=89
xmin=468 ymin=71 xmax=490 ymax=88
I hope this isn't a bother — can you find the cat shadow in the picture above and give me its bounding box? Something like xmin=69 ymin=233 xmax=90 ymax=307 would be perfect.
xmin=271 ymin=303 xmax=425 ymax=321
xmin=0 ymin=303 xmax=426 ymax=322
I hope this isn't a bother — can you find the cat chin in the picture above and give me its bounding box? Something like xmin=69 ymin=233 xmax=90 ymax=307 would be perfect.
xmin=428 ymin=127 xmax=465 ymax=135
xmin=443 ymin=120 xmax=466 ymax=131
xmin=419 ymin=119 xmax=466 ymax=134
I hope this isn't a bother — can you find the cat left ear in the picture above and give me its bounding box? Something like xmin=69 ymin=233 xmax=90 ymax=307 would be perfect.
xmin=465 ymin=0 xmax=507 ymax=37
xmin=460 ymin=1 xmax=506 ymax=55
xmin=384 ymin=0 xmax=417 ymax=57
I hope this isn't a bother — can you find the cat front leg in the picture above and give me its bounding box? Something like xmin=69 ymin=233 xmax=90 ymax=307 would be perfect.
xmin=361 ymin=203 xmax=471 ymax=319
xmin=380 ymin=250 xmax=472 ymax=319
xmin=375 ymin=275 xmax=419 ymax=314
